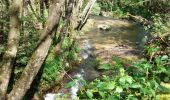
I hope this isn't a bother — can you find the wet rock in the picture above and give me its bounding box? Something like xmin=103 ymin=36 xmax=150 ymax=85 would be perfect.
xmin=44 ymin=93 xmax=57 ymax=100
xmin=84 ymin=69 xmax=100 ymax=81
xmin=99 ymin=11 xmax=111 ymax=17
xmin=97 ymin=24 xmax=111 ymax=31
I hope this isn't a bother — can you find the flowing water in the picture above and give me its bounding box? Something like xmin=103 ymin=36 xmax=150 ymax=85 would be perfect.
xmin=44 ymin=16 xmax=149 ymax=100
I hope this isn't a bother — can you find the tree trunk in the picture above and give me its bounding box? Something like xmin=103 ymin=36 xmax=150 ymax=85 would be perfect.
xmin=0 ymin=0 xmax=22 ymax=99
xmin=54 ymin=0 xmax=74 ymax=53
xmin=7 ymin=0 xmax=64 ymax=99
xmin=76 ymin=0 xmax=96 ymax=30
xmin=71 ymin=0 xmax=84 ymax=28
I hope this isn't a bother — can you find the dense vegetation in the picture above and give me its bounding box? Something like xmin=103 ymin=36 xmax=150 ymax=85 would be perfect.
xmin=0 ymin=0 xmax=170 ymax=99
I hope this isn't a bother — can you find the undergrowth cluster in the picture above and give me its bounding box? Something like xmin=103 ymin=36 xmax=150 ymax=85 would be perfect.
xmin=39 ymin=29 xmax=80 ymax=92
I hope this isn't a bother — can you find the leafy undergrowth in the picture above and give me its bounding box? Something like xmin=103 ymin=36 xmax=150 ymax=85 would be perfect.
xmin=39 ymin=33 xmax=80 ymax=93
xmin=77 ymin=54 xmax=170 ymax=99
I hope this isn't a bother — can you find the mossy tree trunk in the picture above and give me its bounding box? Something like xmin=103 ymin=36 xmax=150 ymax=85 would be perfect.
xmin=0 ymin=0 xmax=22 ymax=99
xmin=7 ymin=0 xmax=64 ymax=99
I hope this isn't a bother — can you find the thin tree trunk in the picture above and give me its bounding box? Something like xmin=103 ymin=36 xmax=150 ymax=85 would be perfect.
xmin=55 ymin=0 xmax=74 ymax=52
xmin=71 ymin=0 xmax=84 ymax=28
xmin=0 ymin=0 xmax=22 ymax=99
xmin=7 ymin=0 xmax=63 ymax=99
xmin=76 ymin=0 xmax=96 ymax=30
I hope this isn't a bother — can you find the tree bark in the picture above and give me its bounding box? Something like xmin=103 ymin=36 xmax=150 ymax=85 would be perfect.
xmin=0 ymin=0 xmax=22 ymax=99
xmin=54 ymin=0 xmax=74 ymax=53
xmin=76 ymin=0 xmax=96 ymax=30
xmin=7 ymin=0 xmax=64 ymax=99
xmin=71 ymin=0 xmax=84 ymax=28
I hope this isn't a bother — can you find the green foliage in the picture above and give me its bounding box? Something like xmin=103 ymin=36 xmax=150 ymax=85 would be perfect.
xmin=40 ymin=35 xmax=80 ymax=89
xmin=40 ymin=48 xmax=63 ymax=87
xmin=98 ymin=0 xmax=115 ymax=11
xmin=16 ymin=14 xmax=43 ymax=66
xmin=91 ymin=3 xmax=101 ymax=15
xmin=98 ymin=0 xmax=170 ymax=19
xmin=78 ymin=56 xmax=170 ymax=99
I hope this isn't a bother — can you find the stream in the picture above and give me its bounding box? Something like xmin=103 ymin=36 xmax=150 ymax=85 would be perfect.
xmin=44 ymin=16 xmax=149 ymax=100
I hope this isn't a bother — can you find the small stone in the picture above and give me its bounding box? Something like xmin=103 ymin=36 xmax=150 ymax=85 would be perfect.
xmin=97 ymin=24 xmax=111 ymax=31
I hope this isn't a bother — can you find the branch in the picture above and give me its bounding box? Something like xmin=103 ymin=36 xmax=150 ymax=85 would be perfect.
xmin=76 ymin=0 xmax=96 ymax=30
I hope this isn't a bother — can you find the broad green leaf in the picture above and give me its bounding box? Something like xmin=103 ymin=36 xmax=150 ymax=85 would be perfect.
xmin=99 ymin=91 xmax=105 ymax=98
xmin=129 ymin=83 xmax=141 ymax=89
xmin=115 ymin=86 xmax=123 ymax=93
xmin=125 ymin=76 xmax=133 ymax=84
xmin=105 ymin=82 xmax=115 ymax=90
xmin=64 ymin=81 xmax=76 ymax=88
xmin=119 ymin=77 xmax=126 ymax=84
xmin=97 ymin=82 xmax=115 ymax=90
xmin=86 ymin=90 xmax=93 ymax=99
xmin=97 ymin=82 xmax=104 ymax=88
xmin=161 ymin=55 xmax=168 ymax=61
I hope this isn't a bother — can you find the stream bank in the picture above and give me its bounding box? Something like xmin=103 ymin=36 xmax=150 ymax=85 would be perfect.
xmin=44 ymin=15 xmax=148 ymax=99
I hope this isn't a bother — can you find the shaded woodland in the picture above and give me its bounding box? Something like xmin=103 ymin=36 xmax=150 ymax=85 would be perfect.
xmin=0 ymin=0 xmax=170 ymax=99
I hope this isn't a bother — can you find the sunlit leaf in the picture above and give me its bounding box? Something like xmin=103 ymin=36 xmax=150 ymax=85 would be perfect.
xmin=115 ymin=86 xmax=123 ymax=93
xmin=125 ymin=76 xmax=133 ymax=84
xmin=99 ymin=91 xmax=105 ymax=98
xmin=86 ymin=90 xmax=93 ymax=99
xmin=161 ymin=55 xmax=168 ymax=61
xmin=129 ymin=83 xmax=141 ymax=89
xmin=64 ymin=81 xmax=76 ymax=88
xmin=105 ymin=81 xmax=115 ymax=90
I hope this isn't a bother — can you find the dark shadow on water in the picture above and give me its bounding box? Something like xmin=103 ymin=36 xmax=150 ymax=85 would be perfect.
xmin=63 ymin=55 xmax=100 ymax=84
